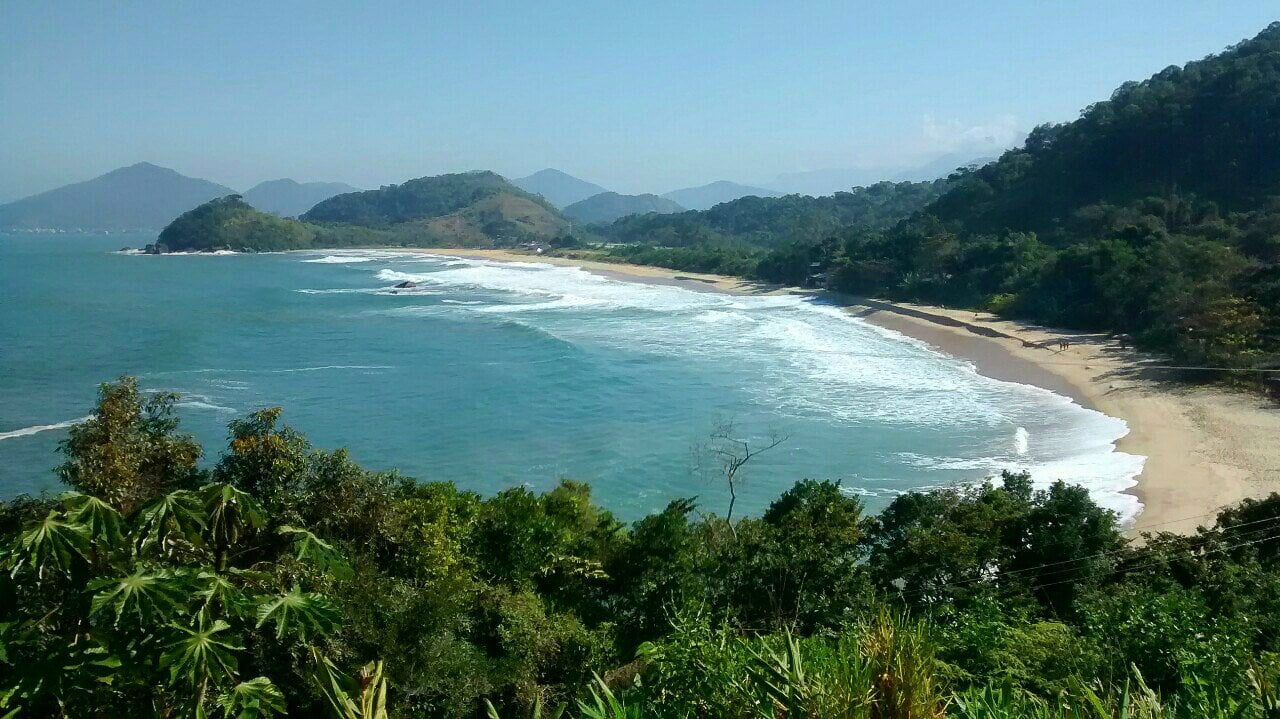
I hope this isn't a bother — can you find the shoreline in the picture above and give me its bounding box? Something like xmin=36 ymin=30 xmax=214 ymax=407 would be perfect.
xmin=396 ymin=248 xmax=1280 ymax=535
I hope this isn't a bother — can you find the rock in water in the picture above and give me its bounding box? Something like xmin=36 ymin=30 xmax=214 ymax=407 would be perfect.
xmin=393 ymin=280 xmax=417 ymax=289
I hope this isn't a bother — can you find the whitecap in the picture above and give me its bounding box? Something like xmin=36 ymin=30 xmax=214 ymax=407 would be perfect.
xmin=177 ymin=400 xmax=237 ymax=414
xmin=0 ymin=415 xmax=92 ymax=441
xmin=303 ymin=255 xmax=373 ymax=264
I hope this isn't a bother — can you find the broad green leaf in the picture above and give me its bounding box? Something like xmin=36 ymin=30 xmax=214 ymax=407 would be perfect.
xmin=89 ymin=567 xmax=189 ymax=627
xmin=194 ymin=570 xmax=254 ymax=618
xmin=216 ymin=676 xmax=287 ymax=719
xmin=134 ymin=489 xmax=207 ymax=555
xmin=61 ymin=492 xmax=124 ymax=547
xmin=255 ymin=586 xmax=339 ymax=641
xmin=201 ymin=483 xmax=266 ymax=558
xmin=11 ymin=510 xmax=89 ymax=578
xmin=278 ymin=525 xmax=348 ymax=575
xmin=161 ymin=617 xmax=242 ymax=690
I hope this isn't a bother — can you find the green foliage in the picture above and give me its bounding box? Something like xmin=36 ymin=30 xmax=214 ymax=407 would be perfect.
xmin=58 ymin=376 xmax=201 ymax=513
xmin=5 ymin=378 xmax=1280 ymax=717
xmin=217 ymin=676 xmax=289 ymax=719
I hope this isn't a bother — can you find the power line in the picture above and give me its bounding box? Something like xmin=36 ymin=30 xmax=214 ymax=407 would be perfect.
xmin=893 ymin=513 xmax=1280 ymax=601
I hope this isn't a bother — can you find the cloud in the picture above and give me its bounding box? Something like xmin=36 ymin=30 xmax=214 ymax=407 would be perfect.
xmin=920 ymin=113 xmax=1025 ymax=156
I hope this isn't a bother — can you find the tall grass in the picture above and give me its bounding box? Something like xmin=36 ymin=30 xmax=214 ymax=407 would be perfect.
xmin=488 ymin=613 xmax=1280 ymax=719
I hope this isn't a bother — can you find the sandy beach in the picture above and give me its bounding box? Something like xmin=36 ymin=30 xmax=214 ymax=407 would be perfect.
xmin=411 ymin=248 xmax=1280 ymax=535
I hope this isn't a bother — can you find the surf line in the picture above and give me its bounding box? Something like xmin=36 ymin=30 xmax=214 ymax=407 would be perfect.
xmin=0 ymin=415 xmax=93 ymax=441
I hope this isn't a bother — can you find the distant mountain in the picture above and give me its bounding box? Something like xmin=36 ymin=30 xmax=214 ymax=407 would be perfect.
xmin=562 ymin=192 xmax=684 ymax=224
xmin=242 ymin=179 xmax=358 ymax=217
xmin=510 ymin=169 xmax=609 ymax=208
xmin=0 ymin=162 xmax=234 ymax=230
xmin=661 ymin=181 xmax=783 ymax=211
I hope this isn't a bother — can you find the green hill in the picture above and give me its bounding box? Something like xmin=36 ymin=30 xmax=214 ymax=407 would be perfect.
xmin=158 ymin=195 xmax=317 ymax=251
xmin=300 ymin=170 xmax=571 ymax=245
xmin=929 ymin=26 xmax=1280 ymax=238
xmin=562 ymin=191 xmax=684 ymax=224
xmin=756 ymin=22 xmax=1280 ymax=375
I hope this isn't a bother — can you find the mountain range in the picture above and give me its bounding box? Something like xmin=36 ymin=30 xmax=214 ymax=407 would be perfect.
xmin=0 ymin=157 xmax=985 ymax=233
xmin=0 ymin=164 xmax=360 ymax=231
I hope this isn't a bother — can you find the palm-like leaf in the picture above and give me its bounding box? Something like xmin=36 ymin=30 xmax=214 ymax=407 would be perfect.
xmin=194 ymin=570 xmax=256 ymax=618
xmin=202 ymin=484 xmax=266 ymax=569
xmin=9 ymin=510 xmax=89 ymax=578
xmin=278 ymin=525 xmax=349 ymax=575
xmin=216 ymin=676 xmax=287 ymax=719
xmin=62 ymin=492 xmax=124 ymax=547
xmin=134 ymin=489 xmax=207 ymax=556
xmin=160 ymin=616 xmax=242 ymax=690
xmin=255 ymin=586 xmax=340 ymax=641
xmin=89 ymin=567 xmax=190 ymax=627
xmin=314 ymin=653 xmax=390 ymax=719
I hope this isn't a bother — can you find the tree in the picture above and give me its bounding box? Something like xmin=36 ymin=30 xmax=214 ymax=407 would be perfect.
xmin=698 ymin=421 xmax=787 ymax=533
xmin=58 ymin=377 xmax=201 ymax=514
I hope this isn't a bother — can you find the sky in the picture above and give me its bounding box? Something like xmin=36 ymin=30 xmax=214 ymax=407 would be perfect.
xmin=2 ymin=1 xmax=1279 ymax=201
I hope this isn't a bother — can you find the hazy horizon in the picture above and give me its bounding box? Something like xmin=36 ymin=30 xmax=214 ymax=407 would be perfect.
xmin=3 ymin=2 xmax=1279 ymax=202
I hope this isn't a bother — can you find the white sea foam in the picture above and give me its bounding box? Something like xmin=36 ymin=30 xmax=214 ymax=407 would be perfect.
xmin=177 ymin=399 xmax=237 ymax=413
xmin=150 ymin=365 xmax=392 ymax=375
xmin=304 ymin=255 xmax=374 ymax=264
xmin=0 ymin=415 xmax=92 ymax=441
xmin=1014 ymin=426 xmax=1030 ymax=455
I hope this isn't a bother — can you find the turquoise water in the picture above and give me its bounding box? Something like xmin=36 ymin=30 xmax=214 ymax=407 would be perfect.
xmin=0 ymin=234 xmax=1144 ymax=520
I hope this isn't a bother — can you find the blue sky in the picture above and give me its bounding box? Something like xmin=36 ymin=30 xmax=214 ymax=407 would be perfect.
xmin=2 ymin=1 xmax=1278 ymax=199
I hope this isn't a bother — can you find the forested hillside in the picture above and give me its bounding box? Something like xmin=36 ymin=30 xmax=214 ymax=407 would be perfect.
xmin=3 ymin=379 xmax=1279 ymax=716
xmin=159 ymin=195 xmax=319 ymax=251
xmin=602 ymin=180 xmax=948 ymax=248
xmin=750 ymin=23 xmax=1280 ymax=376
xmin=301 ymin=171 xmax=558 ymax=227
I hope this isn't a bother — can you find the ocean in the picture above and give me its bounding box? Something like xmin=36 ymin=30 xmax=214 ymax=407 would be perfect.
xmin=0 ymin=233 xmax=1145 ymax=520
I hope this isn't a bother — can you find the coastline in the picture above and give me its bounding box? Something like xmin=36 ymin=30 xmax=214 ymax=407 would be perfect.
xmin=399 ymin=248 xmax=1280 ymax=535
